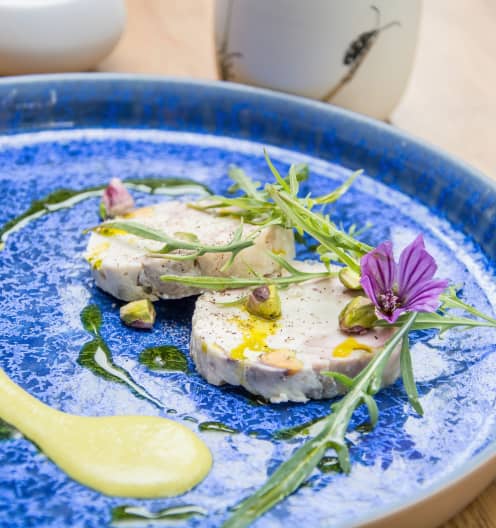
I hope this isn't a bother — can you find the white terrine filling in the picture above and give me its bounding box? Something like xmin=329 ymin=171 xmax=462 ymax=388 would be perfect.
xmin=191 ymin=262 xmax=400 ymax=403
xmin=85 ymin=201 xmax=295 ymax=301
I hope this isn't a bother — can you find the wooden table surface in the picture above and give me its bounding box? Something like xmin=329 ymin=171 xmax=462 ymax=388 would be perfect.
xmin=100 ymin=1 xmax=496 ymax=527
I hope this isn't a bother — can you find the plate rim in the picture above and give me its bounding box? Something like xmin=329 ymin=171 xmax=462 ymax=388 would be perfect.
xmin=0 ymin=72 xmax=494 ymax=527
xmin=0 ymin=72 xmax=494 ymax=190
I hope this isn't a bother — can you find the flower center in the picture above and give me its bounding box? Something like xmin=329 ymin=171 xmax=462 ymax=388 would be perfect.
xmin=377 ymin=289 xmax=400 ymax=316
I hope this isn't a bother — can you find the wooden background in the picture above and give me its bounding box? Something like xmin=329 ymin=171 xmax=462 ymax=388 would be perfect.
xmin=98 ymin=1 xmax=495 ymax=526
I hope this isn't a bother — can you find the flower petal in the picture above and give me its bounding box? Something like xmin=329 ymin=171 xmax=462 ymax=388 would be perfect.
xmin=403 ymin=278 xmax=449 ymax=313
xmin=389 ymin=305 xmax=409 ymax=323
xmin=360 ymin=241 xmax=396 ymax=294
xmin=398 ymin=235 xmax=437 ymax=298
xmin=361 ymin=235 xmax=448 ymax=321
xmin=405 ymin=274 xmax=446 ymax=304
xmin=361 ymin=275 xmax=379 ymax=308
xmin=375 ymin=304 xmax=408 ymax=323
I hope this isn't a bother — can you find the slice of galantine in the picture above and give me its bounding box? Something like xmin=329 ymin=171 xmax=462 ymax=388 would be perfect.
xmin=191 ymin=261 xmax=400 ymax=403
xmin=84 ymin=201 xmax=295 ymax=301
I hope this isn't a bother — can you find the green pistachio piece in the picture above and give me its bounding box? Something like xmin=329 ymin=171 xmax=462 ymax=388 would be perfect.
xmin=338 ymin=267 xmax=362 ymax=290
xmin=120 ymin=299 xmax=156 ymax=330
xmin=246 ymin=285 xmax=281 ymax=320
xmin=339 ymin=296 xmax=377 ymax=335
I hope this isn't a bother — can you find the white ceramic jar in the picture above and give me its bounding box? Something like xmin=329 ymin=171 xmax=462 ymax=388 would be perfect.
xmin=215 ymin=0 xmax=421 ymax=120
xmin=0 ymin=0 xmax=126 ymax=75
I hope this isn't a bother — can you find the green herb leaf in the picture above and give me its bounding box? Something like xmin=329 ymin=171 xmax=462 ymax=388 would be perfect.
xmin=321 ymin=371 xmax=355 ymax=388
xmin=361 ymin=392 xmax=379 ymax=426
xmin=173 ymin=231 xmax=200 ymax=243
xmin=263 ymin=149 xmax=289 ymax=191
xmin=94 ymin=220 xmax=254 ymax=262
xmin=161 ymin=256 xmax=333 ymax=291
xmin=160 ymin=268 xmax=332 ymax=291
xmin=266 ymin=186 xmax=368 ymax=271
xmin=315 ymin=170 xmax=362 ymax=205
xmin=440 ymin=289 xmax=496 ymax=326
xmin=376 ymin=312 xmax=496 ymax=332
xmin=215 ymin=295 xmax=248 ymax=307
xmin=222 ymin=312 xmax=417 ymax=528
xmin=228 ymin=166 xmax=263 ymax=200
xmin=288 ymin=164 xmax=301 ymax=196
xmin=399 ymin=334 xmax=424 ymax=416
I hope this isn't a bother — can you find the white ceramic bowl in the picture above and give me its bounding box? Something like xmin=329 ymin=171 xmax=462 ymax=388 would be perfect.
xmin=0 ymin=0 xmax=126 ymax=74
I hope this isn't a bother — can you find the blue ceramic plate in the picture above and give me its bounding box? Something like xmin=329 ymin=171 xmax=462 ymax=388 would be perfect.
xmin=0 ymin=75 xmax=495 ymax=528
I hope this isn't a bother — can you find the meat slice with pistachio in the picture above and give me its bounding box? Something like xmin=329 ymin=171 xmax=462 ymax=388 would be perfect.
xmin=190 ymin=261 xmax=400 ymax=403
xmin=85 ymin=201 xmax=295 ymax=301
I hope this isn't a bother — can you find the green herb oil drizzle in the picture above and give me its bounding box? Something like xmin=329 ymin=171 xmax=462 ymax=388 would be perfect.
xmin=111 ymin=504 xmax=208 ymax=526
xmin=272 ymin=416 xmax=326 ymax=441
xmin=273 ymin=417 xmax=371 ymax=443
xmin=0 ymin=418 xmax=17 ymax=440
xmin=0 ymin=177 xmax=211 ymax=249
xmin=79 ymin=305 xmax=165 ymax=409
xmin=354 ymin=422 xmax=374 ymax=434
xmin=225 ymin=386 xmax=267 ymax=406
xmin=198 ymin=421 xmax=239 ymax=434
xmin=125 ymin=178 xmax=211 ymax=196
xmin=317 ymin=456 xmax=343 ymax=474
xmin=139 ymin=346 xmax=189 ymax=373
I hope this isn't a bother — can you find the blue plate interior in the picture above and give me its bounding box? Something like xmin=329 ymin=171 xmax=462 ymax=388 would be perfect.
xmin=0 ymin=76 xmax=495 ymax=528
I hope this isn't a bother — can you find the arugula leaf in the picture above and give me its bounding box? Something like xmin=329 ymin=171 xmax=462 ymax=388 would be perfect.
xmin=440 ymin=288 xmax=496 ymax=325
xmin=375 ymin=312 xmax=496 ymax=333
xmin=92 ymin=220 xmax=254 ymax=262
xmin=222 ymin=313 xmax=417 ymax=528
xmin=400 ymin=334 xmax=423 ymax=415
xmin=160 ymin=267 xmax=333 ymax=291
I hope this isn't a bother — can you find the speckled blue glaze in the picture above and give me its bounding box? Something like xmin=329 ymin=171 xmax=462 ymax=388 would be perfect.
xmin=0 ymin=76 xmax=495 ymax=528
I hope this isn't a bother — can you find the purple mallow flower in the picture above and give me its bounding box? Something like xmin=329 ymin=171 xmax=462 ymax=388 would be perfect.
xmin=101 ymin=178 xmax=134 ymax=217
xmin=360 ymin=235 xmax=448 ymax=323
